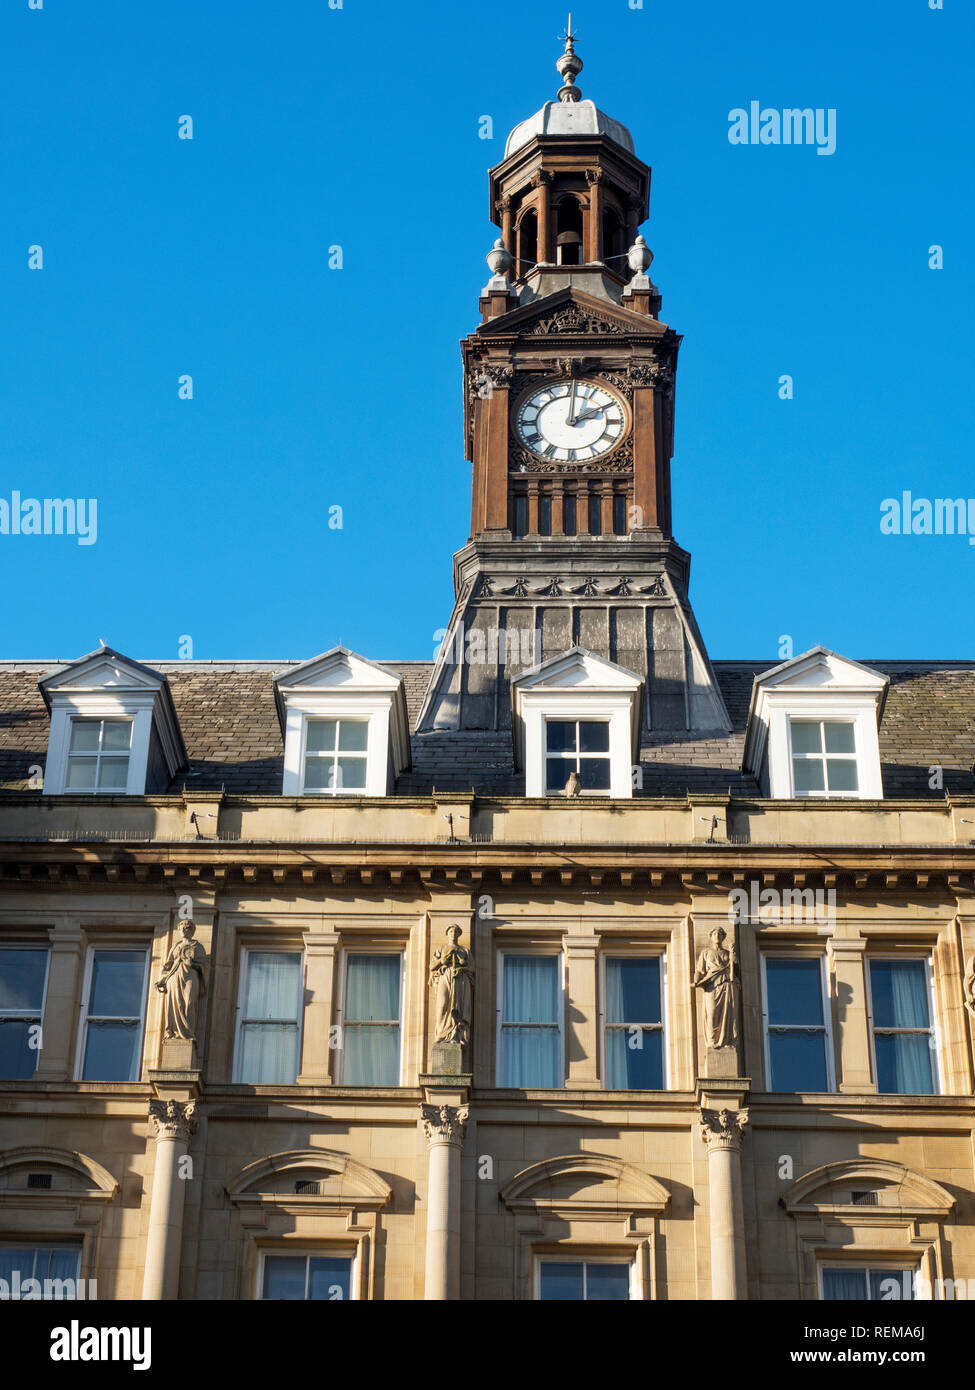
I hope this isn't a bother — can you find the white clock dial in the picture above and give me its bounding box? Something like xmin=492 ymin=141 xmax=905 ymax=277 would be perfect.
xmin=515 ymin=380 xmax=625 ymax=462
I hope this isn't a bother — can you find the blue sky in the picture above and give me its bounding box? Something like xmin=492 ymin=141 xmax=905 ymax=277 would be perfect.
xmin=1 ymin=0 xmax=971 ymax=663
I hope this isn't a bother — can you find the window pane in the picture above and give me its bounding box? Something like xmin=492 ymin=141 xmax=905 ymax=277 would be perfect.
xmin=66 ymin=757 xmax=98 ymax=789
xmin=823 ymin=721 xmax=855 ymax=754
xmin=539 ymin=494 xmax=552 ymax=536
xmin=88 ymin=951 xmax=145 ymax=1017
xmin=305 ymin=720 xmax=337 ymax=753
xmin=503 ymin=957 xmax=558 ymax=1023
xmin=826 ymin=759 xmax=858 ymax=792
xmin=501 ymin=1025 xmax=560 ymax=1087
xmin=100 ymin=720 xmax=132 ymax=751
xmin=345 ymin=956 xmax=400 ymax=1022
xmin=606 ymin=957 xmax=661 ymax=1025
xmin=0 ymin=1019 xmax=39 ymax=1079
xmin=0 ymin=950 xmax=47 ymax=1011
xmin=263 ymin=1255 xmax=308 ymax=1300
xmin=766 ymin=959 xmax=823 ymax=1026
xmin=539 ymin=1262 xmax=585 ymax=1300
xmin=545 ymin=721 xmax=576 ymax=753
xmin=875 ymin=1034 xmax=934 ymax=1095
xmin=793 ymin=759 xmax=825 ymax=794
xmin=69 ymin=722 xmax=101 ymax=752
xmin=768 ymin=1030 xmax=829 ymax=1092
xmin=238 ymin=1022 xmax=299 ymax=1084
xmin=343 ymin=1026 xmax=399 ymax=1085
xmin=308 ymin=1257 xmax=352 ymax=1301
xmin=303 ymin=758 xmax=334 ymax=791
xmin=337 ymin=721 xmax=368 ymax=752
xmin=870 ymin=962 xmax=930 ymax=1029
xmin=546 ymin=759 xmax=572 ymax=793
xmin=243 ymin=953 xmax=302 ymax=1020
xmin=563 ymin=496 xmax=577 ymax=536
xmin=605 ymin=1027 xmax=663 ymax=1089
xmin=82 ymin=1019 xmax=140 ymax=1081
xmin=578 ymin=757 xmax=611 ymax=792
xmin=822 ymin=1267 xmax=868 ymax=1300
xmin=0 ymin=1247 xmax=80 ymax=1286
xmin=97 ymin=757 xmax=129 ymax=790
xmin=586 ymin=1263 xmax=630 ymax=1301
xmin=578 ymin=721 xmax=609 ymax=753
xmin=791 ymin=723 xmax=823 ymax=755
xmin=334 ymin=757 xmax=367 ymax=790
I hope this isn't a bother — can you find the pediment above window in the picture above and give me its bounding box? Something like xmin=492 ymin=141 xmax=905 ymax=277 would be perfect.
xmin=39 ymin=647 xmax=186 ymax=795
xmin=781 ymin=1159 xmax=955 ymax=1221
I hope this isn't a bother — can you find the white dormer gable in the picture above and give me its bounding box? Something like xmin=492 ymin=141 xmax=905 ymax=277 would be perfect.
xmin=39 ymin=647 xmax=186 ymax=796
xmin=274 ymin=647 xmax=411 ymax=796
xmin=511 ymin=647 xmax=644 ymax=799
xmin=743 ymin=646 xmax=889 ymax=799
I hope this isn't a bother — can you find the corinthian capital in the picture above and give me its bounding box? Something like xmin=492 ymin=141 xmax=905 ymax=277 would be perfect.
xmin=421 ymin=1103 xmax=469 ymax=1147
xmin=148 ymin=1098 xmax=198 ymax=1142
xmin=699 ymin=1106 xmax=748 ymax=1152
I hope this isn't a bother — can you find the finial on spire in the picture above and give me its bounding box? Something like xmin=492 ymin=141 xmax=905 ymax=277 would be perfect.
xmin=556 ymin=14 xmax=583 ymax=103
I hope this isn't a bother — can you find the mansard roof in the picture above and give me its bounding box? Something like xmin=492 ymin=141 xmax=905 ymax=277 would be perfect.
xmin=0 ymin=656 xmax=972 ymax=799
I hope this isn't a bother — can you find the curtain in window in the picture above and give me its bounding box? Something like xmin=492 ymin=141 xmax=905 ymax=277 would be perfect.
xmin=822 ymin=1268 xmax=868 ymax=1300
xmin=501 ymin=957 xmax=559 ymax=1087
xmin=343 ymin=956 xmax=401 ymax=1085
xmin=605 ymin=958 xmax=663 ymax=1089
xmin=238 ymin=953 xmax=302 ymax=1084
xmin=872 ymin=962 xmax=934 ymax=1094
xmin=0 ymin=1246 xmax=80 ymax=1286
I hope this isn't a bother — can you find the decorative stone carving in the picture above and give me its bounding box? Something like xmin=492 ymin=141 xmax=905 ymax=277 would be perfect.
xmin=964 ymin=955 xmax=975 ymax=1018
xmin=510 ymin=577 xmax=530 ymax=597
xmin=530 ymin=169 xmax=553 ymax=188
xmin=510 ymin=439 xmax=633 ymax=473
xmin=692 ymin=927 xmax=741 ymax=1049
xmin=421 ymin=1103 xmax=469 ymax=1147
xmin=148 ymin=1098 xmax=198 ymax=1143
xmin=609 ymin=577 xmax=634 ymax=596
xmin=476 ymin=575 xmax=496 ymax=599
xmin=580 ymin=577 xmax=600 ymax=597
xmin=539 ymin=577 xmax=564 ymax=597
xmin=429 ymin=925 xmax=473 ymax=1047
xmin=528 ymin=306 xmax=624 ymax=336
xmin=646 ymin=576 xmax=667 ymax=596
xmin=585 ymin=166 xmax=604 ymax=185
xmin=699 ymin=1106 xmax=749 ymax=1151
xmin=156 ymin=919 xmax=207 ymax=1041
xmin=564 ymin=771 xmax=581 ymax=798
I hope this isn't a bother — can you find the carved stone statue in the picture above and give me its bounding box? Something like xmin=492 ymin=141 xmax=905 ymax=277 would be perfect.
xmin=692 ymin=927 xmax=740 ymax=1049
xmin=699 ymin=1106 xmax=749 ymax=1151
xmin=156 ymin=919 xmax=207 ymax=1041
xmin=429 ymin=925 xmax=473 ymax=1047
xmin=965 ymin=955 xmax=975 ymax=1019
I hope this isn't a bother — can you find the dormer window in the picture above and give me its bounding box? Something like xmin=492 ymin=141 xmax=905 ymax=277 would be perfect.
xmin=39 ymin=648 xmax=186 ymax=797
xmin=511 ymin=647 xmax=644 ymax=799
xmin=274 ymin=647 xmax=411 ymax=798
xmin=743 ymin=647 xmax=888 ymax=800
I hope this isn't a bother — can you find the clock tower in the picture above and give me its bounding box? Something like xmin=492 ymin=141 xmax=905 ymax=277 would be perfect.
xmin=418 ymin=26 xmax=730 ymax=740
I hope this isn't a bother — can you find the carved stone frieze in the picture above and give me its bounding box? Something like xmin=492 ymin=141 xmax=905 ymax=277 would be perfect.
xmin=527 ymin=305 xmax=625 ymax=336
xmin=510 ymin=439 xmax=633 ymax=474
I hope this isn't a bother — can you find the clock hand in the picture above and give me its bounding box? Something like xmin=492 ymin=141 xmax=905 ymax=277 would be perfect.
xmin=572 ymin=404 xmax=605 ymax=425
xmin=567 ymin=379 xmax=579 ymax=425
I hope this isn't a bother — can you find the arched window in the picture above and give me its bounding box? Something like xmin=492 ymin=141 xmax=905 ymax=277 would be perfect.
xmin=517 ymin=210 xmax=537 ymax=277
xmin=556 ymin=197 xmax=584 ymax=265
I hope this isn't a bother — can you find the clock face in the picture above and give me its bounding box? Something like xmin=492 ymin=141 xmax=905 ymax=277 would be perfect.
xmin=515 ymin=380 xmax=626 ymax=463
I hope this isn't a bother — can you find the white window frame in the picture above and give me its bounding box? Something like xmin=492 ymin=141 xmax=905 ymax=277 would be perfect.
xmin=866 ymin=955 xmax=939 ymax=1096
xmin=760 ymin=954 xmax=835 ymax=1092
xmin=0 ymin=946 xmax=50 ymax=1079
xmin=232 ymin=948 xmax=306 ymax=1085
xmin=763 ymin=701 xmax=883 ymax=800
xmin=299 ymin=716 xmax=371 ymax=795
xmin=258 ymin=1247 xmax=358 ymax=1301
xmin=524 ymin=699 xmax=634 ymax=798
xmin=45 ymin=700 xmax=157 ymax=797
xmin=334 ymin=949 xmax=405 ymax=1087
xmin=788 ymin=717 xmax=861 ymax=799
xmin=533 ymin=1254 xmax=635 ymax=1301
xmin=496 ymin=950 xmax=565 ymax=1089
xmin=74 ymin=945 xmax=150 ymax=1082
xmin=62 ymin=716 xmax=134 ymax=794
xmin=543 ymin=716 xmax=614 ymax=795
xmin=598 ymin=949 xmax=668 ymax=1091
xmin=817 ymin=1262 xmax=918 ymax=1301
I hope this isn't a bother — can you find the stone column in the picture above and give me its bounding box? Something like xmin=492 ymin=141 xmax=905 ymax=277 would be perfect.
xmin=699 ymin=1104 xmax=749 ymax=1300
xmin=564 ymin=930 xmax=599 ymax=1088
xmin=297 ymin=928 xmax=340 ymax=1084
xmin=534 ymin=171 xmax=552 ymax=264
xmin=142 ymin=1097 xmax=198 ymax=1300
xmin=421 ymin=1098 xmax=468 ymax=1300
xmin=827 ymin=935 xmax=877 ymax=1092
